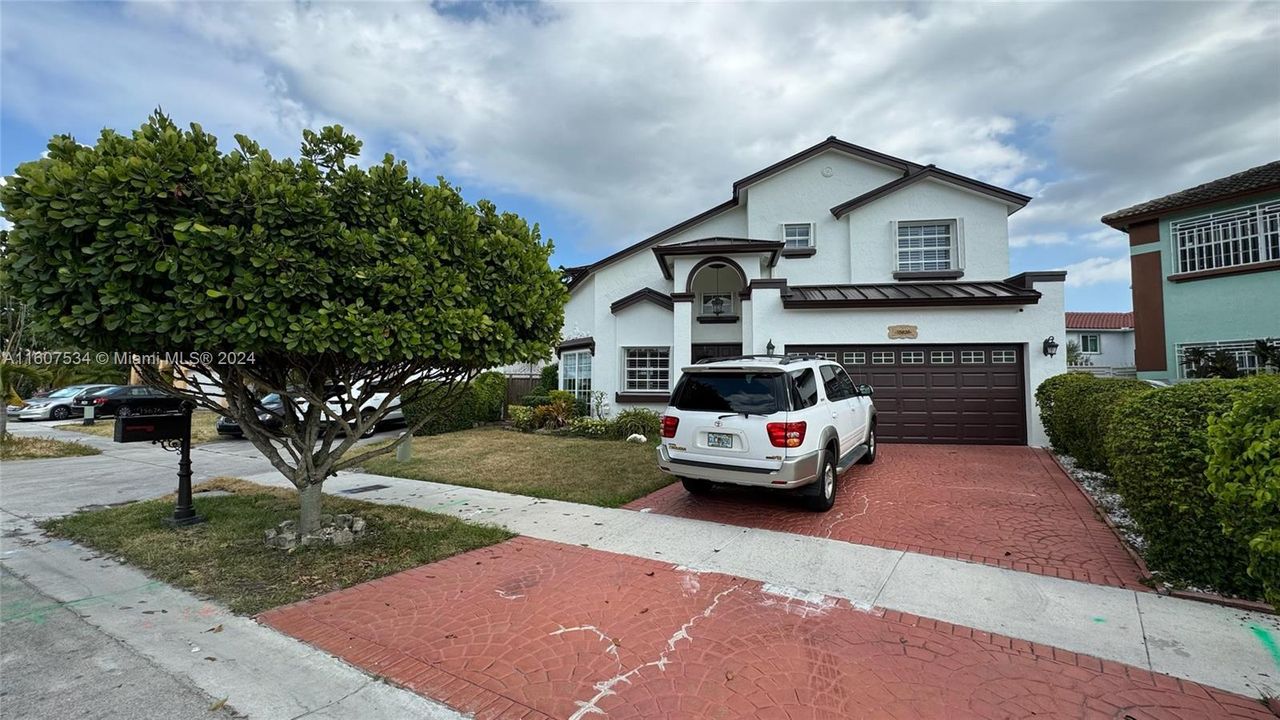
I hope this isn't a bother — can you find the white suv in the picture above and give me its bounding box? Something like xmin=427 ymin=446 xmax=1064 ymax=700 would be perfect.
xmin=656 ymin=355 xmax=876 ymax=511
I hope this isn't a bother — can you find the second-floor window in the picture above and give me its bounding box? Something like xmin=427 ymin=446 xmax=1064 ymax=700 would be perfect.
xmin=701 ymin=292 xmax=733 ymax=316
xmin=897 ymin=221 xmax=955 ymax=272
xmin=1079 ymin=334 xmax=1100 ymax=354
xmin=1172 ymin=201 xmax=1280 ymax=274
xmin=783 ymin=223 xmax=813 ymax=249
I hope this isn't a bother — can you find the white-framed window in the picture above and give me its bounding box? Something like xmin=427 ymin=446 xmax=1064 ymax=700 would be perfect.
xmin=1079 ymin=334 xmax=1101 ymax=354
xmin=1172 ymin=201 xmax=1280 ymax=274
xmin=815 ymin=351 xmax=837 ymax=361
xmin=782 ymin=223 xmax=814 ymax=249
xmin=843 ymin=351 xmax=866 ymax=366
xmin=560 ymin=350 xmax=593 ymax=404
xmin=896 ymin=220 xmax=956 ymax=272
xmin=700 ymin=292 xmax=734 ymax=316
xmin=961 ymin=350 xmax=985 ymax=364
xmin=992 ymin=349 xmax=1017 ymax=364
xmin=623 ymin=347 xmax=670 ymax=392
xmin=1176 ymin=340 xmax=1276 ymax=379
xmin=872 ymin=351 xmax=894 ymax=364
xmin=901 ymin=351 xmax=925 ymax=364
xmin=930 ymin=350 xmax=954 ymax=364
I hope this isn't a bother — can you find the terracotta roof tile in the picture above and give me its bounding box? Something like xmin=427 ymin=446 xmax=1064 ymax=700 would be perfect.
xmin=1065 ymin=311 xmax=1133 ymax=330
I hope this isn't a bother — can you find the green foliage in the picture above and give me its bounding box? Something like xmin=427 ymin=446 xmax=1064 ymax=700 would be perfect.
xmin=508 ymin=405 xmax=536 ymax=432
xmin=1206 ymin=376 xmax=1280 ymax=606
xmin=1065 ymin=341 xmax=1091 ymax=367
xmin=538 ymin=363 xmax=559 ymax=393
xmin=614 ymin=408 xmax=661 ymax=439
xmin=1106 ymin=378 xmax=1267 ymax=597
xmin=1182 ymin=347 xmax=1240 ymax=379
xmin=1034 ymin=373 xmax=1149 ymax=472
xmin=530 ymin=390 xmax=579 ymax=430
xmin=0 ymin=111 xmax=565 ymax=374
xmin=402 ymin=371 xmax=507 ymax=436
xmin=567 ymin=416 xmax=615 ymax=439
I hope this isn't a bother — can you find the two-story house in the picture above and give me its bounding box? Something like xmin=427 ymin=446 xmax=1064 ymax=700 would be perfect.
xmin=1102 ymin=161 xmax=1280 ymax=382
xmin=559 ymin=137 xmax=1066 ymax=446
xmin=1065 ymin=312 xmax=1135 ymax=375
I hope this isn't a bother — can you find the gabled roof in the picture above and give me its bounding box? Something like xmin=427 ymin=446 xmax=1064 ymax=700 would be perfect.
xmin=1102 ymin=160 xmax=1280 ymax=229
xmin=830 ymin=165 xmax=1031 ymax=218
xmin=1065 ymin=311 xmax=1133 ymax=330
xmin=652 ymin=237 xmax=783 ymax=279
xmin=610 ymin=287 xmax=673 ymax=314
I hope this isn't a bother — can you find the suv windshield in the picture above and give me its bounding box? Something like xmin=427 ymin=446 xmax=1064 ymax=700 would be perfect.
xmin=672 ymin=372 xmax=784 ymax=415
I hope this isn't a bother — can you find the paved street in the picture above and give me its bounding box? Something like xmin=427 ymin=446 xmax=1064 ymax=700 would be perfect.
xmin=2 ymin=424 xmax=1278 ymax=719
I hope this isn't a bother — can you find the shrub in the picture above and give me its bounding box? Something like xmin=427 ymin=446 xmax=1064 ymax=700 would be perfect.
xmin=1035 ymin=372 xmax=1096 ymax=453
xmin=530 ymin=390 xmax=579 ymax=429
xmin=1106 ymin=378 xmax=1265 ymax=597
xmin=1036 ymin=374 xmax=1149 ymax=472
xmin=568 ymin=417 xmax=616 ymax=439
xmin=614 ymin=408 xmax=661 ymax=439
xmin=520 ymin=393 xmax=552 ymax=408
xmin=508 ymin=405 xmax=536 ymax=432
xmin=538 ymin=363 xmax=559 ymax=393
xmin=1206 ymin=376 xmax=1280 ymax=607
xmin=402 ymin=371 xmax=508 ymax=436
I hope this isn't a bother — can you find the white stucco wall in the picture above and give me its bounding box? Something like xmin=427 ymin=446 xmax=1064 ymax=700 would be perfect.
xmin=746 ymin=150 xmax=903 ymax=286
xmin=844 ymin=179 xmax=1012 ymax=282
xmin=1066 ymin=329 xmax=1135 ymax=369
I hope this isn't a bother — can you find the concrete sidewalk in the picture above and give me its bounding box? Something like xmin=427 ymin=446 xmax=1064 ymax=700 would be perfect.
xmin=239 ymin=469 xmax=1280 ymax=699
xmin=0 ymin=514 xmax=465 ymax=720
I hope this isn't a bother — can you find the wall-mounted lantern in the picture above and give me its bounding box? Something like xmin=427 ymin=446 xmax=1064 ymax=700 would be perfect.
xmin=766 ymin=339 xmax=776 ymax=355
xmin=1043 ymin=336 xmax=1060 ymax=357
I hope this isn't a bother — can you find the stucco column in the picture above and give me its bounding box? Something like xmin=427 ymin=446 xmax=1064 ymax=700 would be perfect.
xmin=740 ymin=298 xmax=754 ymax=353
xmin=672 ymin=300 xmax=693 ymax=382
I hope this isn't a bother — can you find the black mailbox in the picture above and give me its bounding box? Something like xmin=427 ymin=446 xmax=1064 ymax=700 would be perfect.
xmin=114 ymin=413 xmax=189 ymax=443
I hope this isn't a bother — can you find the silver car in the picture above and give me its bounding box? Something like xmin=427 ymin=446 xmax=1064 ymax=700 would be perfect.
xmin=14 ymin=384 xmax=117 ymax=421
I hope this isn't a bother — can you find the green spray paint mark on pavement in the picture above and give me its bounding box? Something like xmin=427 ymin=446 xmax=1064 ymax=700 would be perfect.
xmin=1 ymin=580 xmax=164 ymax=625
xmin=1251 ymin=625 xmax=1280 ymax=670
xmin=1092 ymin=617 xmax=1106 ymax=623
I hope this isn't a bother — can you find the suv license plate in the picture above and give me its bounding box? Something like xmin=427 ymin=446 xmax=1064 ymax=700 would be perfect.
xmin=706 ymin=432 xmax=733 ymax=449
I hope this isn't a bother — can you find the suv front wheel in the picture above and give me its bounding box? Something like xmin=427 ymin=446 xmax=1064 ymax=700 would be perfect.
xmin=802 ymin=450 xmax=837 ymax=512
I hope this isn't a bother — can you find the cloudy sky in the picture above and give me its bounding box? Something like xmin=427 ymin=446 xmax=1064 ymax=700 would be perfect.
xmin=3 ymin=1 xmax=1277 ymax=311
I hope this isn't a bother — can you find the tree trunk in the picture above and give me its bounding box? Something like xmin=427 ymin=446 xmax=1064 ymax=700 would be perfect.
xmin=298 ymin=482 xmax=324 ymax=534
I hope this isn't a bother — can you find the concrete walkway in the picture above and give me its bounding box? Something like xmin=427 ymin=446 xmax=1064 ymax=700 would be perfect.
xmin=237 ymin=469 xmax=1280 ymax=700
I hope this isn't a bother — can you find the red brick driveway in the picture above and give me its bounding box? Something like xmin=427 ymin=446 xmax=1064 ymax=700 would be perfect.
xmin=261 ymin=538 xmax=1268 ymax=720
xmin=627 ymin=444 xmax=1148 ymax=590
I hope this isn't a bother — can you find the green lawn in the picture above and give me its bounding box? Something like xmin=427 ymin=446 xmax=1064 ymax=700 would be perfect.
xmin=0 ymin=435 xmax=100 ymax=460
xmin=60 ymin=410 xmax=224 ymax=445
xmin=42 ymin=478 xmax=513 ymax=615
xmin=363 ymin=427 xmax=672 ymax=507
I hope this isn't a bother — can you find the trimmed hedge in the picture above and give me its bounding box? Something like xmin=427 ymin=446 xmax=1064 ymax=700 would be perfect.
xmin=1206 ymin=376 xmax=1280 ymax=605
xmin=1035 ymin=373 xmax=1150 ymax=472
xmin=614 ymin=408 xmax=661 ymax=439
xmin=1106 ymin=377 xmax=1266 ymax=597
xmin=402 ymin=371 xmax=507 ymax=436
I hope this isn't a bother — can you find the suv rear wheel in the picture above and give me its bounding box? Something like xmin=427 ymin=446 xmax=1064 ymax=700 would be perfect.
xmin=802 ymin=449 xmax=837 ymax=512
xmin=681 ymin=477 xmax=712 ymax=495
xmin=859 ymin=425 xmax=877 ymax=465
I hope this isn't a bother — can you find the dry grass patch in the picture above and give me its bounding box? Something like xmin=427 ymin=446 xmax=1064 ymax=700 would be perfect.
xmin=363 ymin=426 xmax=672 ymax=507
xmin=59 ymin=410 xmax=224 ymax=444
xmin=0 ymin=434 xmax=100 ymax=460
xmin=42 ymin=477 xmax=513 ymax=615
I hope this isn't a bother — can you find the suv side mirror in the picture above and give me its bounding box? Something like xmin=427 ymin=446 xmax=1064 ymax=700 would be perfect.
xmin=856 ymin=384 xmax=874 ymax=397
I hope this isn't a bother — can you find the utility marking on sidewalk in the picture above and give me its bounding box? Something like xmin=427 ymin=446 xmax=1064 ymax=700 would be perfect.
xmin=1092 ymin=617 xmax=1106 ymax=623
xmin=1251 ymin=625 xmax=1280 ymax=670
xmin=0 ymin=579 xmax=163 ymax=624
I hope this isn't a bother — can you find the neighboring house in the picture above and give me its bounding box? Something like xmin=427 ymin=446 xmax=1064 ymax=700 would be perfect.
xmin=560 ymin=137 xmax=1066 ymax=446
xmin=1102 ymin=161 xmax=1280 ymax=383
xmin=1065 ymin=311 xmax=1135 ymax=376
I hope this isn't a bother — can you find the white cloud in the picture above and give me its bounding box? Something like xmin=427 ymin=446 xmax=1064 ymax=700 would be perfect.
xmin=3 ymin=1 xmax=1276 ymax=265
xmin=1063 ymin=256 xmax=1131 ymax=288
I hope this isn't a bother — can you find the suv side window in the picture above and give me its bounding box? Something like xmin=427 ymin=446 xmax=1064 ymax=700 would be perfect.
xmin=834 ymin=366 xmax=859 ymax=397
xmin=819 ymin=364 xmax=849 ymax=401
xmin=789 ymin=369 xmax=819 ymax=409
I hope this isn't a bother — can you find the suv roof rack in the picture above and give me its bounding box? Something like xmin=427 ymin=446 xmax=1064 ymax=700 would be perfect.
xmin=693 ymin=353 xmax=826 ymax=365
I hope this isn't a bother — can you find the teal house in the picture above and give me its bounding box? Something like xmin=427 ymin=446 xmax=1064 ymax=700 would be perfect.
xmin=1102 ymin=161 xmax=1280 ymax=382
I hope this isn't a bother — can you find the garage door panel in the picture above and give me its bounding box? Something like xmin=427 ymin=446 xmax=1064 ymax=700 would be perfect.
xmin=789 ymin=343 xmax=1027 ymax=444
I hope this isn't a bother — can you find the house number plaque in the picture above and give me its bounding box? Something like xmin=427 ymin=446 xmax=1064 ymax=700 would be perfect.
xmin=887 ymin=325 xmax=919 ymax=340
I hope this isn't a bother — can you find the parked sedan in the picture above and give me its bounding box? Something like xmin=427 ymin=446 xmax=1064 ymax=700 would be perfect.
xmin=215 ymin=393 xmax=287 ymax=438
xmin=74 ymin=385 xmax=185 ymax=417
xmin=14 ymin=384 xmax=118 ymax=421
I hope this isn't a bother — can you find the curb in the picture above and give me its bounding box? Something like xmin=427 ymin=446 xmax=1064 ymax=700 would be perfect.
xmin=1044 ymin=450 xmax=1276 ymax=617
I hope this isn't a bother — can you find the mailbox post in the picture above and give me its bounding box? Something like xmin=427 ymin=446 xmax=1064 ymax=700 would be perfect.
xmin=113 ymin=400 xmax=204 ymax=527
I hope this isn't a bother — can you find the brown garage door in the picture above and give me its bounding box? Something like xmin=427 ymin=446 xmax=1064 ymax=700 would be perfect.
xmin=787 ymin=344 xmax=1026 ymax=445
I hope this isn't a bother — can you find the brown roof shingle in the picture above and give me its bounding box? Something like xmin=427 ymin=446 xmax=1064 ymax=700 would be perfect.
xmin=782 ymin=281 xmax=1041 ymax=308
xmin=1102 ymin=160 xmax=1280 ymax=228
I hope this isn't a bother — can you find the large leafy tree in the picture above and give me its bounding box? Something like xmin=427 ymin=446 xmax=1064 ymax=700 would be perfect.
xmin=1 ymin=114 xmax=565 ymax=531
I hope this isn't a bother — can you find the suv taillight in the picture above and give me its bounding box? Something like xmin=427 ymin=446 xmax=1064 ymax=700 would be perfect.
xmin=766 ymin=421 xmax=806 ymax=448
xmin=660 ymin=415 xmax=679 ymax=438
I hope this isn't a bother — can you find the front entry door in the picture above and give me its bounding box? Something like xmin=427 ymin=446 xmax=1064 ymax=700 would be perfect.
xmin=691 ymin=343 xmax=743 ymax=363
